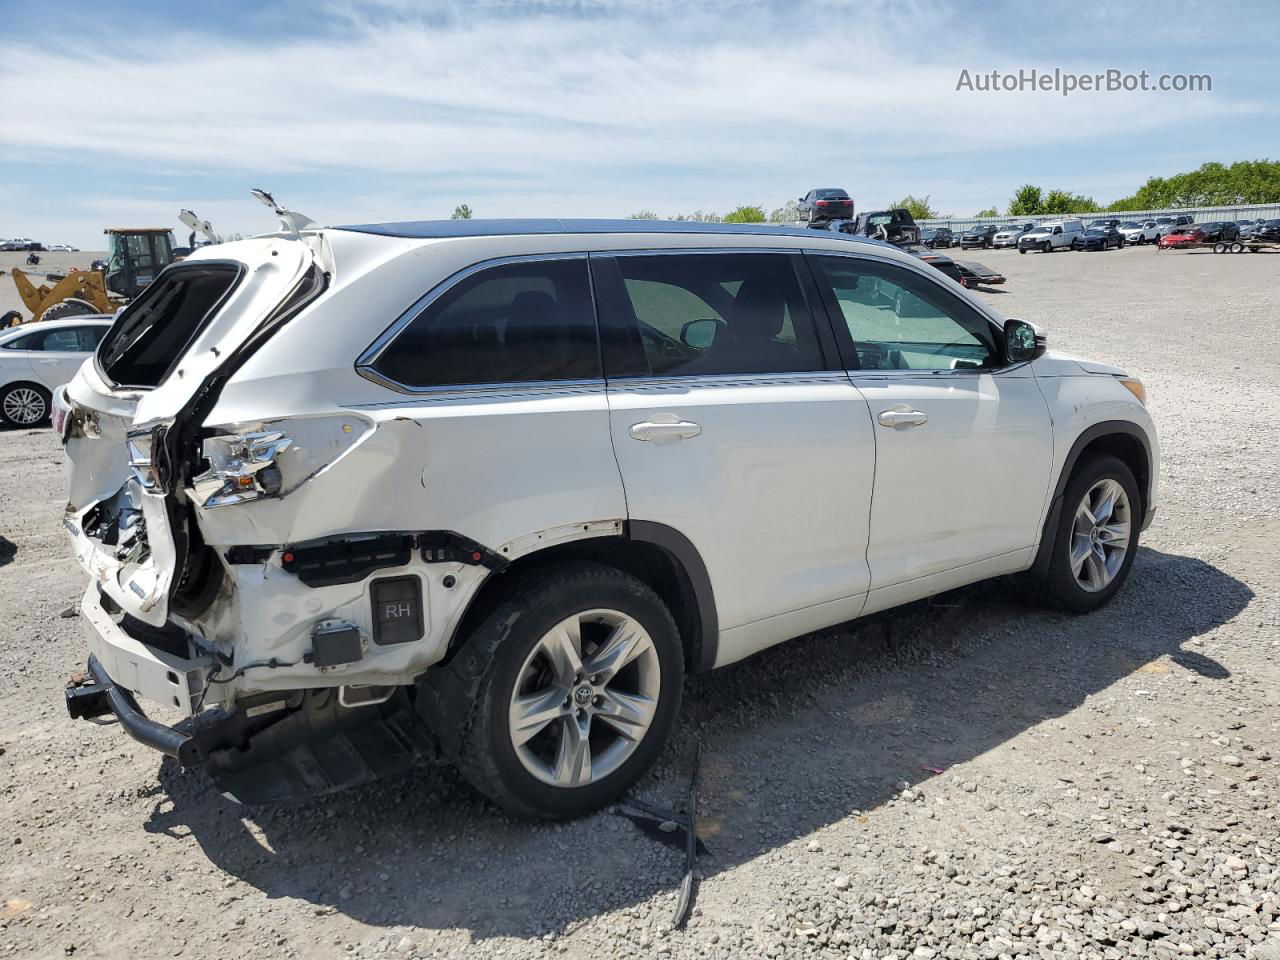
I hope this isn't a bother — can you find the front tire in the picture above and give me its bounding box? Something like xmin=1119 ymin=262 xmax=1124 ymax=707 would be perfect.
xmin=1036 ymin=454 xmax=1141 ymax=613
xmin=451 ymin=564 xmax=684 ymax=819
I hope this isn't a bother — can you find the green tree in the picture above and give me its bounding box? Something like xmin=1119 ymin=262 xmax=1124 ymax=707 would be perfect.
xmin=1109 ymin=159 xmax=1280 ymax=209
xmin=975 ymin=207 xmax=999 ymax=218
xmin=1007 ymin=184 xmax=1043 ymax=216
xmin=627 ymin=210 xmax=659 ymax=220
xmin=768 ymin=200 xmax=801 ymax=223
xmin=669 ymin=210 xmax=720 ymax=222
xmin=892 ymin=194 xmax=938 ymax=220
xmin=722 ymin=205 xmax=766 ymax=223
xmin=450 ymin=204 xmax=473 ymax=220
xmin=1040 ymin=190 xmax=1100 ymax=214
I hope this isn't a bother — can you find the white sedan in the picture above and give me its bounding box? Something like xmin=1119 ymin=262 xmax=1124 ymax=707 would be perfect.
xmin=1119 ymin=220 xmax=1160 ymax=245
xmin=0 ymin=317 xmax=113 ymax=426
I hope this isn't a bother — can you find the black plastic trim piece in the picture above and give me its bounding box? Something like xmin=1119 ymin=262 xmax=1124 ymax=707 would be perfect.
xmin=628 ymin=521 xmax=719 ymax=672
xmin=282 ymin=533 xmax=414 ymax=587
xmin=225 ymin=545 xmax=274 ymax=564
xmin=418 ymin=531 xmax=510 ymax=571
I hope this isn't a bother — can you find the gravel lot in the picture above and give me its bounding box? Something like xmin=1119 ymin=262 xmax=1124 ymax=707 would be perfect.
xmin=2 ymin=243 xmax=1279 ymax=960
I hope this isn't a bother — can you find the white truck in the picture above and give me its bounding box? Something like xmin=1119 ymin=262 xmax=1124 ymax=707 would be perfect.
xmin=1017 ymin=219 xmax=1084 ymax=254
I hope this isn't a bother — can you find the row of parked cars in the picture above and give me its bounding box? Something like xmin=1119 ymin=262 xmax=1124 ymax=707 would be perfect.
xmin=0 ymin=238 xmax=79 ymax=252
xmin=923 ymin=215 xmax=1280 ymax=254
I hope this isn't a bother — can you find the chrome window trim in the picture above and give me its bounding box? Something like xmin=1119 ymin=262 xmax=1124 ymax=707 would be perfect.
xmin=589 ymin=246 xmax=799 ymax=258
xmin=347 ymin=377 xmax=608 ymax=407
xmin=355 ymin=252 xmax=594 ymax=396
xmin=606 ymin=370 xmax=850 ymax=392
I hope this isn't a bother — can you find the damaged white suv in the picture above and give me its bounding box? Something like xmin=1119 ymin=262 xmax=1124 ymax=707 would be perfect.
xmin=58 ymin=218 xmax=1158 ymax=818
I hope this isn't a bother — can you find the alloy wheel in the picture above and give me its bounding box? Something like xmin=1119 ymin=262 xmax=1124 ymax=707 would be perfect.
xmin=1070 ymin=478 xmax=1132 ymax=592
xmin=3 ymin=387 xmax=47 ymax=425
xmin=508 ymin=608 xmax=661 ymax=788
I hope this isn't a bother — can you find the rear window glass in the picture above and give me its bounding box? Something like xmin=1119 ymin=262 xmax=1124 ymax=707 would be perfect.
xmin=816 ymin=189 xmax=848 ymax=199
xmin=97 ymin=263 xmax=242 ymax=388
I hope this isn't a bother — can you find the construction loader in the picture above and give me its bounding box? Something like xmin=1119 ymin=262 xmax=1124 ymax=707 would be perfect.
xmin=3 ymin=226 xmax=178 ymax=326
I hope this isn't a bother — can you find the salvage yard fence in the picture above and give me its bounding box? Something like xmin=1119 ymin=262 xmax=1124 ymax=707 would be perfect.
xmin=917 ymin=203 xmax=1280 ymax=233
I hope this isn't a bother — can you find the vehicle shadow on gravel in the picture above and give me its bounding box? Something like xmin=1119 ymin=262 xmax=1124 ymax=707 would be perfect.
xmin=144 ymin=547 xmax=1250 ymax=941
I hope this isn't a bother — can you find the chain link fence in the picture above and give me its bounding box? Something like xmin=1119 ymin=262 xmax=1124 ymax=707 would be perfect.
xmin=919 ymin=203 xmax=1280 ymax=233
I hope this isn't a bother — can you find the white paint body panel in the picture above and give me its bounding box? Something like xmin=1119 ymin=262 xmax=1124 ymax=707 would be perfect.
xmin=853 ymin=369 xmax=1053 ymax=590
xmin=606 ymin=373 xmax=875 ymax=662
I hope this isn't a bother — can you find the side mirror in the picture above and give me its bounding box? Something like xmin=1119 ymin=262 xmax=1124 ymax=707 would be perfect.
xmin=681 ymin=318 xmax=723 ymax=350
xmin=1004 ymin=318 xmax=1044 ymax=363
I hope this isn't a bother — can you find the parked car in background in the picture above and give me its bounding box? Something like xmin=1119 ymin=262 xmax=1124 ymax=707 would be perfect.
xmin=1154 ymin=215 xmax=1194 ymax=237
xmin=1194 ymin=222 xmax=1239 ymax=244
xmin=1118 ymin=220 xmax=1160 ymax=245
xmin=1018 ymin=219 xmax=1084 ymax=253
xmin=0 ymin=317 xmax=113 ymax=426
xmin=1087 ymin=219 xmax=1121 ymax=231
xmin=799 ymin=188 xmax=854 ymax=224
xmin=960 ymin=224 xmax=999 ymax=249
xmin=992 ymin=223 xmax=1034 ymax=248
xmin=1 ymin=238 xmax=35 ymax=251
xmin=55 ymin=219 xmax=1157 ymax=818
xmin=1157 ymin=227 xmax=1199 ymax=250
xmin=921 ymin=227 xmax=954 ymax=248
xmin=1251 ymin=219 xmax=1280 ymax=242
xmin=1077 ymin=227 xmax=1126 ymax=251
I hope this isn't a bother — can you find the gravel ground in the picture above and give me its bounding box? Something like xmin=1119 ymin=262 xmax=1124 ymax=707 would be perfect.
xmin=2 ymin=243 xmax=1279 ymax=960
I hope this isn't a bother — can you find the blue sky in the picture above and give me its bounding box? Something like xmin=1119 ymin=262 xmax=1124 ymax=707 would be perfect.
xmin=2 ymin=0 xmax=1277 ymax=248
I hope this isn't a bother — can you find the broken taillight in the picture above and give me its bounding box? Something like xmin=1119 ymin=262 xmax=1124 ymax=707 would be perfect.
xmin=191 ymin=431 xmax=291 ymax=507
xmin=188 ymin=415 xmax=372 ymax=509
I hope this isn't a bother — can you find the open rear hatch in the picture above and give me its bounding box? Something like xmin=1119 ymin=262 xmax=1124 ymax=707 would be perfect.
xmin=58 ymin=238 xmax=321 ymax=627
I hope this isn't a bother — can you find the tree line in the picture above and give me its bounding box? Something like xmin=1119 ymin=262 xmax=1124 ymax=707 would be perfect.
xmin=452 ymin=160 xmax=1280 ymax=225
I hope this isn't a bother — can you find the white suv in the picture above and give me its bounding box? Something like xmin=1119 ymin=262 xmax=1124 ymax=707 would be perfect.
xmin=57 ymin=219 xmax=1158 ymax=818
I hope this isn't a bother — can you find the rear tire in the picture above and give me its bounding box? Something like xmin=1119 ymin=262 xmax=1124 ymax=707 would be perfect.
xmin=0 ymin=382 xmax=51 ymax=427
xmin=450 ymin=564 xmax=684 ymax=819
xmin=1035 ymin=454 xmax=1141 ymax=613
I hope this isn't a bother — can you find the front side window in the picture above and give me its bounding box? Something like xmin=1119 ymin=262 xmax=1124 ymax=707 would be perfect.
xmin=810 ymin=255 xmax=997 ymax=372
xmin=598 ymin=252 xmax=824 ymax=378
xmin=370 ymin=258 xmax=599 ymax=389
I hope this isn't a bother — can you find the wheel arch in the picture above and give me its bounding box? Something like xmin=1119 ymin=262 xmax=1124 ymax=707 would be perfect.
xmin=1030 ymin=420 xmax=1153 ymax=578
xmin=444 ymin=521 xmax=718 ymax=674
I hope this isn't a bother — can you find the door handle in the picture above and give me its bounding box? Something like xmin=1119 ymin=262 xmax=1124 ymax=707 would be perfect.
xmin=629 ymin=419 xmax=702 ymax=443
xmin=877 ymin=405 xmax=928 ymax=429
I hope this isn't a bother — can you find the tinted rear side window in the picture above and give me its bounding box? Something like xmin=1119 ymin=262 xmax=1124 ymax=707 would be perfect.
xmin=596 ymin=252 xmax=824 ymax=377
xmin=97 ymin=263 xmax=242 ymax=387
xmin=370 ymin=258 xmax=599 ymax=389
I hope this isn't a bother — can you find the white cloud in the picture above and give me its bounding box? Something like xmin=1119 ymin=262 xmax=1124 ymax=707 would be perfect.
xmin=0 ymin=0 xmax=1271 ymax=245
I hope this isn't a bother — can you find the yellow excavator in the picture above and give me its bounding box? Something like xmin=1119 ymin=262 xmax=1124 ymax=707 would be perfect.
xmin=3 ymin=213 xmax=220 ymax=327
